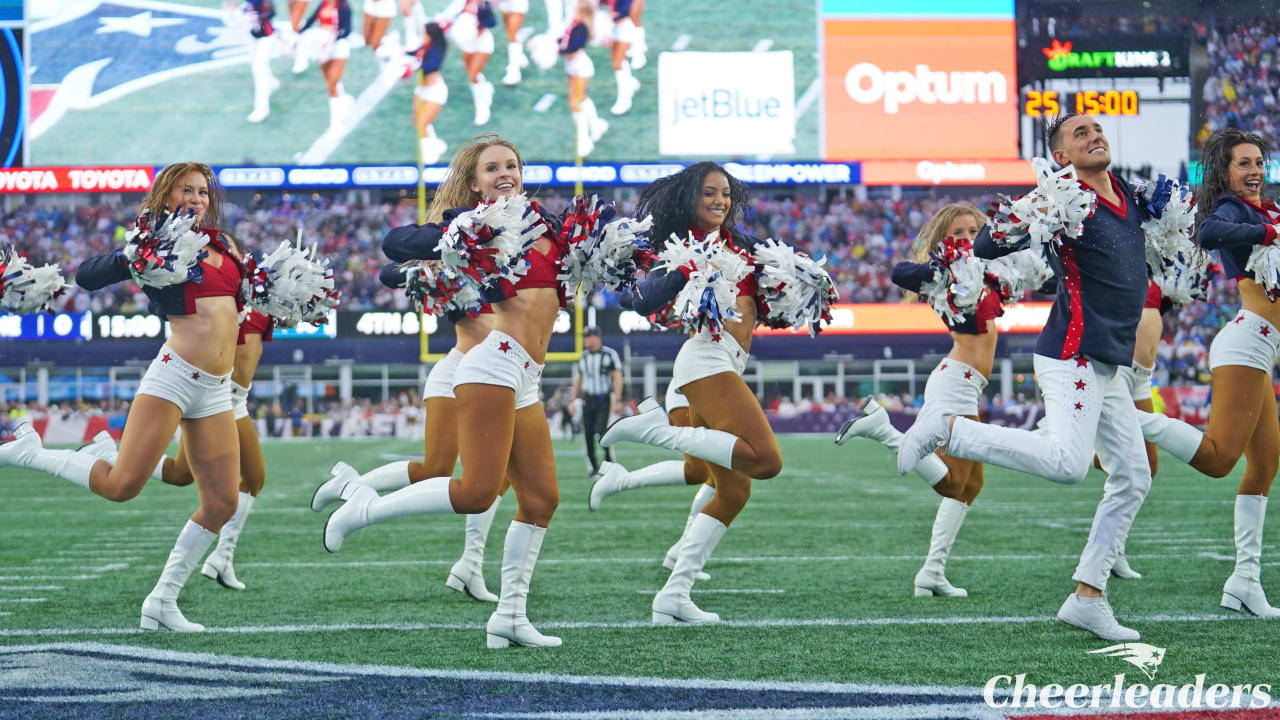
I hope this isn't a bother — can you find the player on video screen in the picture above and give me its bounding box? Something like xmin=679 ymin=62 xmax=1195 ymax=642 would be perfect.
xmin=295 ymin=0 xmax=354 ymax=132
xmin=561 ymin=0 xmax=607 ymax=157
xmin=412 ymin=21 xmax=450 ymax=164
xmin=242 ymin=0 xmax=281 ymax=124
xmin=435 ymin=0 xmax=498 ymax=126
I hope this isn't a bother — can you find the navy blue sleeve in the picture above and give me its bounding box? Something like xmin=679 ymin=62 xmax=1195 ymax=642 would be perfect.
xmin=382 ymin=224 xmax=444 ymax=262
xmin=973 ymin=224 xmax=1023 ymax=259
xmin=337 ymin=3 xmax=351 ymax=38
xmin=477 ymin=1 xmax=497 ymax=28
xmin=75 ymin=251 xmax=132 ymax=291
xmin=560 ymin=23 xmax=588 ymax=54
xmin=379 ymin=263 xmax=407 ymax=289
xmin=421 ymin=42 xmax=446 ymax=73
xmin=890 ymin=261 xmax=935 ymax=293
xmin=300 ymin=4 xmax=318 ymax=31
xmin=627 ymin=268 xmax=688 ymax=316
xmin=612 ymin=0 xmax=633 ymax=19
xmin=1198 ymin=198 xmax=1271 ymax=250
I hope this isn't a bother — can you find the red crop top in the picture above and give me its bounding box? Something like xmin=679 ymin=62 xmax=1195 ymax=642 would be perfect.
xmin=192 ymin=249 xmax=243 ymax=301
xmin=237 ymin=310 xmax=274 ymax=345
xmin=512 ymin=230 xmax=568 ymax=307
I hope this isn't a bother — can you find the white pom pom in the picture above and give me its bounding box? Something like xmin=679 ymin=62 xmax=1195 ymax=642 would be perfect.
xmin=984 ymin=247 xmax=1054 ymax=301
xmin=1247 ymin=244 xmax=1280 ymax=302
xmin=244 ymin=239 xmax=338 ymax=328
xmin=404 ymin=260 xmax=482 ymax=318
xmin=752 ymin=238 xmax=839 ymax=336
xmin=918 ymin=237 xmax=985 ymax=324
xmin=121 ymin=211 xmax=211 ymax=288
xmin=654 ymin=232 xmax=749 ymax=332
xmin=988 ymin=158 xmax=1096 ymax=251
xmin=526 ymin=33 xmax=558 ymax=71
xmin=0 ymin=247 xmax=70 ymax=314
xmin=1134 ymin=176 xmax=1208 ymax=306
xmin=438 ymin=194 xmax=547 ymax=292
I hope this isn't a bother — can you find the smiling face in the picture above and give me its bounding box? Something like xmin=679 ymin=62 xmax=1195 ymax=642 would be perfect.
xmin=692 ymin=170 xmax=731 ymax=233
xmin=468 ymin=144 xmax=522 ymax=201
xmin=1052 ymin=115 xmax=1111 ymax=172
xmin=946 ymin=213 xmax=981 ymax=243
xmin=1227 ymin=142 xmax=1266 ymax=204
xmin=166 ymin=170 xmax=211 ymax=222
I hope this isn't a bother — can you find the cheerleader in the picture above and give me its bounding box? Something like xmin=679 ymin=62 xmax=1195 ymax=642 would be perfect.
xmin=1136 ymin=128 xmax=1280 ymax=617
xmin=600 ymin=162 xmax=786 ymax=624
xmin=497 ymin=0 xmax=530 ymax=85
xmin=562 ymin=0 xmax=607 ymax=157
xmin=294 ymin=0 xmax=354 ymax=132
xmin=243 ymin=1 xmax=282 ymax=124
xmin=320 ymin=134 xmax=571 ymax=648
xmin=604 ymin=0 xmax=639 ymax=115
xmin=836 ymin=203 xmax=1004 ymax=598
xmin=624 ymin=0 xmax=645 ymax=70
xmin=0 ymin=164 xmax=244 ymax=632
xmin=398 ymin=0 xmax=427 ymax=50
xmin=436 ymin=0 xmax=497 ymax=125
xmin=898 ymin=115 xmax=1154 ymax=641
xmin=411 ymin=21 xmax=450 ymax=165
xmin=361 ymin=0 xmax=398 ymax=53
xmin=311 ymin=200 xmax=513 ymax=604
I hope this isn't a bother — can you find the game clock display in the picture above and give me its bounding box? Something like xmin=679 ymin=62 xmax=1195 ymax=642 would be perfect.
xmin=1023 ymin=90 xmax=1140 ymax=118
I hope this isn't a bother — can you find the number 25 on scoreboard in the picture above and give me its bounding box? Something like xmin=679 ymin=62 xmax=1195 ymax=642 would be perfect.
xmin=1024 ymin=90 xmax=1060 ymax=118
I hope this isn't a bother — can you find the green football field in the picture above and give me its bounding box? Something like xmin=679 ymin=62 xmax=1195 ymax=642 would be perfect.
xmin=0 ymin=433 xmax=1276 ymax=716
xmin=31 ymin=0 xmax=821 ymax=166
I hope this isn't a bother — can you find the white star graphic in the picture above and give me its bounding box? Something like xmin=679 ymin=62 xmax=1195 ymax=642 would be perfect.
xmin=96 ymin=11 xmax=186 ymax=37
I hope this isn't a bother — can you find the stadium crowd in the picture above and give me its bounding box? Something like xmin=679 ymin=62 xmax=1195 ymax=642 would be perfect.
xmin=1199 ymin=16 xmax=1280 ymax=151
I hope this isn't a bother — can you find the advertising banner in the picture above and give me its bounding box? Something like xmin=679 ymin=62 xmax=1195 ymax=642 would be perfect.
xmin=658 ymin=51 xmax=795 ymax=156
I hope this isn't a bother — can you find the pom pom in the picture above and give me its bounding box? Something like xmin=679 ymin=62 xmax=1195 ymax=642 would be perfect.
xmin=1247 ymin=244 xmax=1280 ymax=302
xmin=987 ymin=158 xmax=1096 ymax=251
xmin=404 ymin=260 xmax=483 ymax=318
xmin=243 ymin=238 xmax=338 ymax=328
xmin=526 ymin=32 xmax=558 ymax=70
xmin=0 ymin=246 xmax=70 ymax=315
xmin=653 ymin=232 xmax=750 ymax=333
xmin=121 ymin=211 xmax=210 ymax=288
xmin=919 ymin=237 xmax=985 ymax=324
xmin=1132 ymin=175 xmax=1207 ymax=306
xmin=751 ymin=238 xmax=838 ymax=336
xmin=438 ymin=194 xmax=547 ymax=294
xmin=557 ymin=195 xmax=654 ymax=296
xmin=983 ymin=247 xmax=1055 ymax=302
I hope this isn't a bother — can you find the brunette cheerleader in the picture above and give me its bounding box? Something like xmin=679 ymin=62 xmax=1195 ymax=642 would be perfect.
xmin=294 ymin=0 xmax=354 ymax=131
xmin=561 ymin=0 xmax=608 ymax=157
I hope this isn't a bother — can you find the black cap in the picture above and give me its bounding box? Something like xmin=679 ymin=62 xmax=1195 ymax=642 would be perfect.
xmin=584 ymin=326 xmax=602 ymax=337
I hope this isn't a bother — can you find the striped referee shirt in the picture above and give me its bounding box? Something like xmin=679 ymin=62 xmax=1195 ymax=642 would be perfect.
xmin=575 ymin=346 xmax=622 ymax=396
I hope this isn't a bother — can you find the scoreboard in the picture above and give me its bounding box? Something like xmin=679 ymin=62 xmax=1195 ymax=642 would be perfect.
xmin=1023 ymin=89 xmax=1141 ymax=118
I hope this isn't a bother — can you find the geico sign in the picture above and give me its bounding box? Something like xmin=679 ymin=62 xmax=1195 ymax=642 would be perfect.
xmin=844 ymin=63 xmax=1008 ymax=114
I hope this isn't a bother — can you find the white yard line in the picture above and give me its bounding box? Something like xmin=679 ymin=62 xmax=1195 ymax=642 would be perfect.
xmin=0 ymin=598 xmax=48 ymax=603
xmin=0 ymin=612 xmax=1251 ymax=638
xmin=0 ymin=575 xmax=99 ymax=581
xmin=534 ymin=93 xmax=557 ymax=113
xmin=752 ymin=39 xmax=774 ymax=52
xmin=634 ymin=589 xmax=785 ymax=595
xmin=671 ymin=34 xmax=691 ymax=51
xmin=0 ymin=586 xmax=63 ymax=591
xmin=795 ymin=77 xmax=822 ymax=119
xmin=298 ymin=70 xmax=403 ymax=165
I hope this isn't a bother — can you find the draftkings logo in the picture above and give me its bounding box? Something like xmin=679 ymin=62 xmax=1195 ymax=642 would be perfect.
xmin=984 ymin=644 xmax=1272 ymax=710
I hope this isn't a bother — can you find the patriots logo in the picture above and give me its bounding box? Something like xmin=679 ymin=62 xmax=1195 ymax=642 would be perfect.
xmin=1088 ymin=642 xmax=1166 ymax=681
xmin=28 ymin=1 xmax=254 ymax=140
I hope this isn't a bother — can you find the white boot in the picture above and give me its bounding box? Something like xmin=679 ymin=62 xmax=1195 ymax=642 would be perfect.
xmin=663 ymin=483 xmax=715 ymax=581
xmin=653 ymin=513 xmax=726 ymax=624
xmin=1137 ymin=411 xmax=1202 ymax=464
xmin=202 ymin=492 xmax=255 ymax=591
xmin=324 ymin=476 xmax=454 ymax=552
xmin=79 ymin=430 xmax=118 ymax=465
xmin=419 ymin=133 xmax=447 ymax=165
xmin=581 ymin=97 xmax=609 ymax=141
xmin=1056 ymin=592 xmax=1139 ymax=641
xmin=402 ymin=1 xmax=425 ymax=48
xmin=610 ymin=63 xmax=639 ymax=115
xmin=358 ymin=460 xmax=413 ymax=492
xmin=486 ymin=521 xmax=562 ymax=648
xmin=447 ymin=495 xmax=502 ymax=602
xmin=0 ymin=422 xmax=96 ymax=489
xmin=141 ymin=520 xmax=217 ymax=632
xmin=836 ymin=397 xmax=948 ymax=486
xmin=328 ymin=92 xmax=353 ymax=132
xmin=248 ymin=38 xmax=278 ymax=123
xmin=573 ymin=111 xmax=593 ymax=157
xmin=589 ymin=460 xmax=683 ymax=511
xmin=503 ymin=42 xmax=528 ymax=85
xmin=628 ymin=24 xmax=647 ymax=69
xmin=914 ymin=498 xmax=969 ymax=597
xmin=312 ymin=461 xmax=359 ymax=512
xmin=601 ymin=398 xmax=737 ymax=469
xmin=470 ymin=75 xmax=494 ymax=125
xmin=1222 ymin=494 xmax=1280 ymax=617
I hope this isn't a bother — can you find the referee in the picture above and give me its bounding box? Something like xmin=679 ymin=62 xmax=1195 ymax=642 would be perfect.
xmin=570 ymin=327 xmax=623 ymax=477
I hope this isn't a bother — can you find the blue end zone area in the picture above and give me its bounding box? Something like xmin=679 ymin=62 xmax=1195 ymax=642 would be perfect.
xmin=0 ymin=643 xmax=993 ymax=719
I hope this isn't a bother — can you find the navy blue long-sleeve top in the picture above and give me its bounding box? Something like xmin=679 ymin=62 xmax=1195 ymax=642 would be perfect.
xmin=620 ymin=229 xmax=763 ymax=316
xmin=559 ymin=22 xmax=588 ymax=54
xmin=890 ymin=261 xmax=1003 ymax=335
xmin=974 ymin=172 xmax=1148 ymax=366
xmin=1197 ymin=195 xmax=1280 ymax=281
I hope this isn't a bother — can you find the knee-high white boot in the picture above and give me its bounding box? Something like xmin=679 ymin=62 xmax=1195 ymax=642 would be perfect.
xmin=601 ymin=398 xmax=737 ymax=469
xmin=0 ymin=423 xmax=97 ymax=489
xmin=1137 ymin=411 xmax=1202 ymax=464
xmin=836 ymin=398 xmax=948 ymax=486
xmin=447 ymin=495 xmax=502 ymax=602
xmin=201 ymin=492 xmax=255 ymax=590
xmin=248 ymin=36 xmax=279 ymax=123
xmin=141 ymin=520 xmax=217 ymax=632
xmin=653 ymin=513 xmax=726 ymax=624
xmin=663 ymin=483 xmax=715 ymax=581
xmin=323 ymin=476 xmax=455 ymax=552
xmin=914 ymin=498 xmax=969 ymax=597
xmin=589 ymin=460 xmax=685 ymax=511
xmin=1222 ymin=494 xmax=1280 ymax=617
xmin=486 ymin=521 xmax=562 ymax=648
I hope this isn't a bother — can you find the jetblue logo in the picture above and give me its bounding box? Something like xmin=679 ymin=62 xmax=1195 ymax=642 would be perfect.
xmin=29 ymin=1 xmax=250 ymax=139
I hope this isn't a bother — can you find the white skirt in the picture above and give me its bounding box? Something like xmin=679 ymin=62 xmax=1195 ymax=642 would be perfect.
xmin=136 ymin=345 xmax=234 ymax=420
xmin=1209 ymin=310 xmax=1280 ymax=372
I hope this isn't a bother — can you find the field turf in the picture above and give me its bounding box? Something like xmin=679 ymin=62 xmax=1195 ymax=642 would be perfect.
xmin=0 ymin=434 xmax=1276 ymax=717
